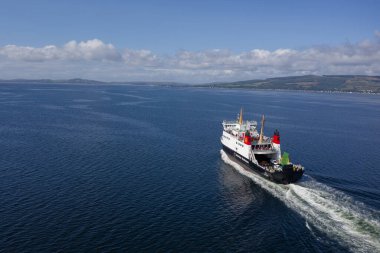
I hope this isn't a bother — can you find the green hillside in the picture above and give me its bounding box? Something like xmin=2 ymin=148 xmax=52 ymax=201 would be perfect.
xmin=199 ymin=75 xmax=380 ymax=93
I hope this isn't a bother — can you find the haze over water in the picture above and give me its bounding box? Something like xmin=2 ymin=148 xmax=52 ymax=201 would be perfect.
xmin=0 ymin=83 xmax=379 ymax=252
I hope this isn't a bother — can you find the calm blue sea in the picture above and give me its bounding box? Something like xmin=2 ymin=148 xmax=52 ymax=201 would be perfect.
xmin=0 ymin=83 xmax=379 ymax=252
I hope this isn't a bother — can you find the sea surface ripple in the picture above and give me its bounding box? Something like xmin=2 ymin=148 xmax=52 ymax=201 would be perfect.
xmin=0 ymin=83 xmax=379 ymax=252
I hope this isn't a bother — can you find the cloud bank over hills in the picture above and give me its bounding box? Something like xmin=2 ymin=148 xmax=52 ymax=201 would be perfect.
xmin=1 ymin=33 xmax=380 ymax=83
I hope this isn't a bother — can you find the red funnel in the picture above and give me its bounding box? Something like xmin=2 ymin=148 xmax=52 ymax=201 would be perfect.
xmin=244 ymin=130 xmax=252 ymax=145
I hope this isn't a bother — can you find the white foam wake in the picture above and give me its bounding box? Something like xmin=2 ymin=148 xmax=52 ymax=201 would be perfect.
xmin=221 ymin=150 xmax=380 ymax=253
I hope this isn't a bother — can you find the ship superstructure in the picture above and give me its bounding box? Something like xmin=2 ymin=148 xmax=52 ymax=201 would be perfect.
xmin=221 ymin=108 xmax=304 ymax=184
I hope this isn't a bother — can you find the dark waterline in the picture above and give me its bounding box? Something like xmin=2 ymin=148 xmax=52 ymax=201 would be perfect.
xmin=0 ymin=84 xmax=379 ymax=252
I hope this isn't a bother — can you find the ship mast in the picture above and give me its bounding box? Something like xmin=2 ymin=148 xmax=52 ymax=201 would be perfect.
xmin=238 ymin=108 xmax=243 ymax=125
xmin=258 ymin=114 xmax=265 ymax=144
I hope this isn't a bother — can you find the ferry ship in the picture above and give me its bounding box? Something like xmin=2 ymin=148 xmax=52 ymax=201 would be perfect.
xmin=221 ymin=109 xmax=304 ymax=184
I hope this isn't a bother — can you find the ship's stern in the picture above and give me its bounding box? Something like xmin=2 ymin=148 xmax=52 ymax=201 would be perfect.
xmin=270 ymin=165 xmax=304 ymax=184
xmin=281 ymin=164 xmax=304 ymax=184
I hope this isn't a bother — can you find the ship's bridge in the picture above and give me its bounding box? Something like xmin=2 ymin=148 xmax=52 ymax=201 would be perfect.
xmin=222 ymin=120 xmax=257 ymax=131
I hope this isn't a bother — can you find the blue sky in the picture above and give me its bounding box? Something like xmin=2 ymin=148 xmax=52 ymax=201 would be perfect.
xmin=0 ymin=0 xmax=379 ymax=82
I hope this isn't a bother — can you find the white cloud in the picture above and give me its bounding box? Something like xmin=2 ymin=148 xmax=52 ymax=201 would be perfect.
xmin=62 ymin=39 xmax=121 ymax=61
xmin=0 ymin=44 xmax=60 ymax=61
xmin=122 ymin=49 xmax=160 ymax=66
xmin=0 ymin=39 xmax=121 ymax=62
xmin=0 ymin=36 xmax=380 ymax=82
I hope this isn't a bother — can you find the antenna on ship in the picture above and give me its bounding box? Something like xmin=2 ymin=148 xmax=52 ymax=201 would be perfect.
xmin=258 ymin=114 xmax=265 ymax=144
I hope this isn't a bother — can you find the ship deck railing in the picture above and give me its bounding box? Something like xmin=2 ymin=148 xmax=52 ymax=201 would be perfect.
xmin=222 ymin=120 xmax=239 ymax=124
xmin=251 ymin=144 xmax=272 ymax=150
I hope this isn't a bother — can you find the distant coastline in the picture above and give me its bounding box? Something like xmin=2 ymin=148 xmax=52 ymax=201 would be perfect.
xmin=1 ymin=75 xmax=379 ymax=93
xmin=196 ymin=75 xmax=380 ymax=94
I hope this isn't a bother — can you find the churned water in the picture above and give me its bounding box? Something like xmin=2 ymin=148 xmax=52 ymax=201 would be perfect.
xmin=0 ymin=83 xmax=379 ymax=252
